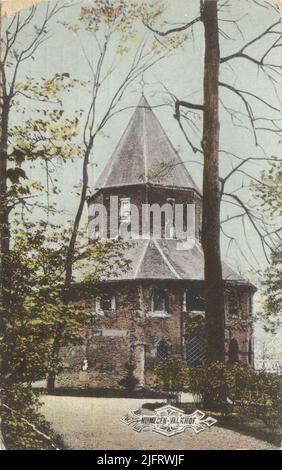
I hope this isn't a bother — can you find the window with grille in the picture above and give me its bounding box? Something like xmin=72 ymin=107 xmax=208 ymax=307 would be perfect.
xmin=93 ymin=294 xmax=116 ymax=314
xmin=120 ymin=198 xmax=131 ymax=223
xmin=101 ymin=294 xmax=116 ymax=312
xmin=228 ymin=291 xmax=239 ymax=317
xmin=156 ymin=340 xmax=169 ymax=361
xmin=152 ymin=288 xmax=169 ymax=312
xmin=100 ymin=295 xmax=112 ymax=311
xmin=185 ymin=336 xmax=207 ymax=367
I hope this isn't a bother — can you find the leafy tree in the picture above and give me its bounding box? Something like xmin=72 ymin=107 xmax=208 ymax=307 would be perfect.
xmin=0 ymin=2 xmax=78 ymax=448
xmin=255 ymin=162 xmax=282 ymax=332
xmin=0 ymin=221 xmax=127 ymax=448
xmin=0 ymin=223 xmax=81 ymax=449
xmin=1 ymin=2 xmax=76 ymax=322
xmin=0 ymin=2 xmax=141 ymax=443
xmin=261 ymin=246 xmax=282 ymax=333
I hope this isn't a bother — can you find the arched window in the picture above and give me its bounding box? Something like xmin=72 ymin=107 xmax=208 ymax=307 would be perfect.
xmin=94 ymin=294 xmax=116 ymax=314
xmin=120 ymin=198 xmax=131 ymax=223
xmin=248 ymin=339 xmax=253 ymax=365
xmin=183 ymin=286 xmax=205 ymax=312
xmin=228 ymin=291 xmax=239 ymax=317
xmin=185 ymin=336 xmax=207 ymax=367
xmin=152 ymin=288 xmax=169 ymax=313
xmin=100 ymin=294 xmax=112 ymax=311
xmin=228 ymin=338 xmax=239 ymax=364
xmin=165 ymin=220 xmax=175 ymax=239
xmin=156 ymin=340 xmax=169 ymax=361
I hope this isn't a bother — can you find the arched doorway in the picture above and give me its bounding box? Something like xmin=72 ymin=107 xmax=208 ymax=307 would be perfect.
xmin=228 ymin=338 xmax=239 ymax=364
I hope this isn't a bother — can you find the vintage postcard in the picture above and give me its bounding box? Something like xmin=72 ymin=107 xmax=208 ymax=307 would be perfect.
xmin=0 ymin=0 xmax=281 ymax=454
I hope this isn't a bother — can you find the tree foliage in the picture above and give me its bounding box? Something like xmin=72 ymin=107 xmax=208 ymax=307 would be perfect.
xmin=254 ymin=162 xmax=282 ymax=332
xmin=0 ymin=221 xmax=129 ymax=448
xmin=154 ymin=355 xmax=188 ymax=395
xmin=186 ymin=362 xmax=281 ymax=428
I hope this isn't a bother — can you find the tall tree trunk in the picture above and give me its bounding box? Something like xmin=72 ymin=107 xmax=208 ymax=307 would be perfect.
xmin=201 ymin=0 xmax=225 ymax=363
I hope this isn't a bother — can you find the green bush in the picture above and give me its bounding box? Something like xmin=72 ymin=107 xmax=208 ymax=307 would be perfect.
xmin=153 ymin=358 xmax=281 ymax=428
xmin=231 ymin=369 xmax=281 ymax=428
xmin=187 ymin=362 xmax=229 ymax=410
xmin=186 ymin=362 xmax=282 ymax=428
xmin=154 ymin=355 xmax=189 ymax=398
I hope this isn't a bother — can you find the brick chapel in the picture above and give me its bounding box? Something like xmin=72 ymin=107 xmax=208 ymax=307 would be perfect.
xmin=57 ymin=96 xmax=255 ymax=390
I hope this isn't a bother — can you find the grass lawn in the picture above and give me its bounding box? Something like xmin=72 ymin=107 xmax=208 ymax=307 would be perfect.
xmin=143 ymin=401 xmax=281 ymax=447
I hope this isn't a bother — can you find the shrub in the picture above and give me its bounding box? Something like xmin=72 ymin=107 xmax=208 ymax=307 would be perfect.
xmin=232 ymin=369 xmax=282 ymax=428
xmin=187 ymin=362 xmax=229 ymax=410
xmin=153 ymin=357 xmax=281 ymax=428
xmin=187 ymin=362 xmax=282 ymax=427
xmin=154 ymin=355 xmax=189 ymax=399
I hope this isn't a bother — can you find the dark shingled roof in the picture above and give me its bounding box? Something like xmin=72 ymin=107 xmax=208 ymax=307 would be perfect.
xmin=95 ymin=96 xmax=200 ymax=192
xmin=99 ymin=239 xmax=254 ymax=287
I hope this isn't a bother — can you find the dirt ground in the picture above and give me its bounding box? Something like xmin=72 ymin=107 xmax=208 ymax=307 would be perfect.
xmin=40 ymin=395 xmax=278 ymax=450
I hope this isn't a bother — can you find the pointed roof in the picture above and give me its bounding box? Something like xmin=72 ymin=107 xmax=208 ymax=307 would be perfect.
xmin=95 ymin=96 xmax=200 ymax=192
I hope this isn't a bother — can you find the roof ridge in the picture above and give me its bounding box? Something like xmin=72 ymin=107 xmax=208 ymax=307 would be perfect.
xmin=134 ymin=239 xmax=150 ymax=279
xmin=153 ymin=239 xmax=181 ymax=279
xmin=95 ymin=104 xmax=141 ymax=189
xmin=147 ymin=103 xmax=200 ymax=192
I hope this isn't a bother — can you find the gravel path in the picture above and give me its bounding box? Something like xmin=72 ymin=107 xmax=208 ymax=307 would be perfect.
xmin=41 ymin=396 xmax=278 ymax=450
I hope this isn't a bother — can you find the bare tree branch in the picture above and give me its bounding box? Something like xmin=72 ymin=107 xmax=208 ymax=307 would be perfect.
xmin=223 ymin=192 xmax=273 ymax=262
xmin=142 ymin=16 xmax=201 ymax=37
xmin=1 ymin=2 xmax=75 ymax=99
xmin=221 ymin=156 xmax=281 ymax=185
xmin=220 ymin=20 xmax=282 ymax=65
xmin=219 ymin=81 xmax=281 ymax=146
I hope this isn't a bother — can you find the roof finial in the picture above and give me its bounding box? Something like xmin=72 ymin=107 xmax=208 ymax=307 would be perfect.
xmin=140 ymin=75 xmax=147 ymax=97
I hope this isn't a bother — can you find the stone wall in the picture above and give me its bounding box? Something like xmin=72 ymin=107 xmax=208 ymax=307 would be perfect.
xmin=56 ymin=281 xmax=254 ymax=390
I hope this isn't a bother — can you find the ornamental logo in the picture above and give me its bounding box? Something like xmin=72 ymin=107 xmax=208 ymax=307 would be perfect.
xmin=121 ymin=405 xmax=217 ymax=437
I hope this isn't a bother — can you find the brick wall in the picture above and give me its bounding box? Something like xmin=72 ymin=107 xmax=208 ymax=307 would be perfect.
xmin=88 ymin=185 xmax=202 ymax=241
xmin=56 ymin=281 xmax=254 ymax=390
